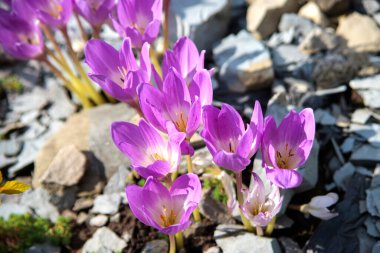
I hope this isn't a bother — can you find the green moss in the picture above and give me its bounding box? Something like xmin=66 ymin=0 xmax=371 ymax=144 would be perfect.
xmin=0 ymin=214 xmax=72 ymax=253
xmin=0 ymin=76 xmax=24 ymax=93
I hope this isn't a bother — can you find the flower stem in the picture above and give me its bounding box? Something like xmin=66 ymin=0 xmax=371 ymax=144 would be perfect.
xmin=175 ymin=232 xmax=184 ymax=250
xmin=41 ymin=58 xmax=92 ymax=108
xmin=163 ymin=0 xmax=170 ymax=51
xmin=92 ymin=25 xmax=101 ymax=39
xmin=60 ymin=26 xmax=106 ymax=105
xmin=265 ymin=217 xmax=276 ymax=236
xmin=74 ymin=13 xmax=88 ymax=42
xmin=169 ymin=234 xmax=176 ymax=253
xmin=150 ymin=46 xmax=162 ymax=78
xmin=256 ymin=226 xmax=264 ymax=236
xmin=185 ymin=154 xmax=201 ymax=222
xmin=235 ymin=172 xmax=254 ymax=232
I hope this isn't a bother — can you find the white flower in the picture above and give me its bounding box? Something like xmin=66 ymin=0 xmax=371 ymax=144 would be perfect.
xmin=300 ymin=192 xmax=339 ymax=220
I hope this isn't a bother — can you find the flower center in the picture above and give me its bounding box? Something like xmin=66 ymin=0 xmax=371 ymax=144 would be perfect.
xmin=174 ymin=112 xmax=187 ymax=133
xmin=18 ymin=34 xmax=40 ymax=46
xmin=159 ymin=206 xmax=177 ymax=227
xmin=275 ymin=143 xmax=295 ymax=169
xmin=117 ymin=66 xmax=128 ymax=84
xmin=152 ymin=153 xmax=165 ymax=161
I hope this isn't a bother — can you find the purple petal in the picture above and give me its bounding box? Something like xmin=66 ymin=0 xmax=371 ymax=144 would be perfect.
xmin=214 ymin=151 xmax=250 ymax=172
xmin=186 ymin=98 xmax=201 ymax=138
xmin=126 ymin=184 xmax=150 ymax=226
xmin=170 ymin=173 xmax=202 ymax=203
xmin=217 ymin=104 xmax=245 ymax=143
xmin=85 ymin=39 xmax=119 ymax=77
xmin=138 ymin=83 xmax=167 ymax=132
xmin=265 ymin=167 xmax=303 ymax=189
xmin=120 ymin=37 xmax=138 ymax=71
xmin=261 ymin=116 xmax=277 ymax=168
xmin=159 ymin=220 xmax=192 ymax=235
xmin=125 ymin=27 xmax=143 ymax=48
xmin=180 ymin=140 xmax=194 ymax=156
xmin=172 ymin=36 xmax=199 ymax=79
xmin=140 ymin=42 xmax=152 ymax=80
xmin=134 ymin=160 xmax=171 ymax=179
xmin=138 ymin=119 xmax=165 ymax=150
xmin=143 ymin=19 xmax=161 ymax=45
xmin=189 ymin=70 xmax=213 ymax=106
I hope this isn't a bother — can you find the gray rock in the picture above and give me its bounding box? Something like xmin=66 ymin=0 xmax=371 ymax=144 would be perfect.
xmin=0 ymin=203 xmax=32 ymax=220
xmin=278 ymin=14 xmax=317 ymax=39
xmin=0 ymin=154 xmax=17 ymax=168
xmin=13 ymin=61 xmax=42 ymax=89
xmin=10 ymin=87 xmax=49 ymax=113
xmin=372 ymin=241 xmax=380 ymax=253
xmin=295 ymin=140 xmax=319 ymax=193
xmin=367 ymin=187 xmax=380 ymax=217
xmin=0 ymin=139 xmax=22 ymax=157
xmin=89 ymin=214 xmax=108 ymax=227
xmin=82 ymin=227 xmax=127 ymax=253
xmin=247 ymin=0 xmax=299 ymax=39
xmin=371 ymin=166 xmax=380 ymax=188
xmin=103 ymin=165 xmax=131 ymax=194
xmin=333 ymin=163 xmax=356 ymax=191
xmin=90 ymin=193 xmax=121 ymax=215
xmin=204 ymin=246 xmax=221 ymax=253
xmin=314 ymin=109 xmax=336 ymax=125
xmin=73 ymin=198 xmax=94 ymax=212
xmin=22 ymin=121 xmax=48 ymax=140
xmin=199 ymin=190 xmax=235 ymax=224
xmin=341 ymin=137 xmax=356 ymax=154
xmin=214 ymin=224 xmax=282 ymax=253
xmin=337 ymin=12 xmax=380 ymax=53
xmin=40 ymin=145 xmax=86 ymax=186
xmin=278 ymin=237 xmax=301 ymax=253
xmin=357 ymin=227 xmax=377 ymax=253
xmin=20 ymin=110 xmax=40 ymax=124
xmin=365 ymin=216 xmax=380 ymax=237
xmin=299 ymin=28 xmax=339 ymax=55
xmin=350 ymin=124 xmax=380 ymax=148
xmin=142 ymin=240 xmax=168 ymax=253
xmin=213 ymin=30 xmax=274 ymax=92
xmin=8 ymin=141 xmax=39 ymax=176
xmin=353 ymin=0 xmax=380 ymax=15
xmin=26 ymin=243 xmax=61 ymax=253
xmin=88 ymin=104 xmax=135 ymax=179
xmin=267 ymin=29 xmax=295 ymax=48
xmin=20 ymin=188 xmax=59 ymax=222
xmin=352 ymin=108 xmax=373 ymax=124
xmin=168 ymin=0 xmax=230 ymax=51
xmin=314 ymin=0 xmax=351 ymax=16
xmin=351 ymin=145 xmax=380 ymax=165
xmin=350 ymin=75 xmax=380 ymax=109
xmin=46 ymin=77 xmax=76 ymax=120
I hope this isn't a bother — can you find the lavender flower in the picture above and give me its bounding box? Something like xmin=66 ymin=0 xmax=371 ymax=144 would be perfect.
xmin=27 ymin=0 xmax=73 ymax=28
xmin=74 ymin=0 xmax=116 ymax=28
xmin=240 ymin=172 xmax=283 ymax=227
xmin=112 ymin=0 xmax=162 ymax=48
xmin=0 ymin=10 xmax=43 ymax=60
xmin=138 ymin=68 xmax=202 ymax=155
xmin=85 ymin=37 xmax=151 ymax=112
xmin=262 ymin=109 xmax=315 ymax=189
xmin=126 ymin=173 xmax=202 ymax=234
xmin=200 ymin=101 xmax=263 ymax=172
xmin=300 ymin=193 xmax=339 ymax=220
xmin=111 ymin=119 xmax=185 ymax=179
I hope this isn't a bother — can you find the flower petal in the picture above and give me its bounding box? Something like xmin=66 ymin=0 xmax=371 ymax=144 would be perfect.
xmin=214 ymin=150 xmax=250 ymax=172
xmin=265 ymin=167 xmax=303 ymax=189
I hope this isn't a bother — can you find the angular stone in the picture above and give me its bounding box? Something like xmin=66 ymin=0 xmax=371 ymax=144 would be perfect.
xmin=46 ymin=77 xmax=76 ymax=120
xmin=199 ymin=190 xmax=235 ymax=224
xmin=278 ymin=237 xmax=301 ymax=253
xmin=90 ymin=193 xmax=121 ymax=215
xmin=353 ymin=0 xmax=380 ymax=15
xmin=367 ymin=187 xmax=380 ymax=217
xmin=103 ymin=165 xmax=131 ymax=194
xmin=350 ymin=75 xmax=380 ymax=109
xmin=8 ymin=141 xmax=39 ymax=176
xmin=26 ymin=243 xmax=61 ymax=253
xmin=89 ymin=214 xmax=108 ymax=227
xmin=333 ymin=163 xmax=356 ymax=191
xmin=295 ymin=140 xmax=319 ymax=193
xmin=204 ymin=246 xmax=221 ymax=253
xmin=20 ymin=110 xmax=40 ymax=124
xmin=168 ymin=0 xmax=230 ymax=51
xmin=0 ymin=139 xmax=22 ymax=157
xmin=357 ymin=227 xmax=377 ymax=253
xmin=214 ymin=224 xmax=282 ymax=253
xmin=213 ymin=30 xmax=274 ymax=92
xmin=298 ymin=1 xmax=329 ymax=27
xmin=314 ymin=0 xmax=351 ymax=16
xmin=352 ymin=108 xmax=372 ymax=124
xmin=0 ymin=154 xmax=17 ymax=168
xmin=82 ymin=227 xmax=127 ymax=253
xmin=350 ymin=124 xmax=380 ymax=148
xmin=10 ymin=87 xmax=49 ymax=113
xmin=351 ymin=145 xmax=380 ymax=165
xmin=337 ymin=12 xmax=380 ymax=53
xmin=73 ymin=198 xmax=94 ymax=212
xmin=372 ymin=241 xmax=380 ymax=253
xmin=364 ymin=216 xmax=380 ymax=237
xmin=299 ymin=28 xmax=339 ymax=55
xmin=33 ymin=104 xmax=136 ymax=188
xmin=278 ymin=13 xmax=317 ymax=39
xmin=0 ymin=203 xmax=31 ymax=220
xmin=40 ymin=145 xmax=86 ymax=186
xmin=142 ymin=240 xmax=168 ymax=253
xmin=314 ymin=109 xmax=336 ymax=125
xmin=20 ymin=188 xmax=59 ymax=222
xmin=247 ymin=0 xmax=299 ymax=39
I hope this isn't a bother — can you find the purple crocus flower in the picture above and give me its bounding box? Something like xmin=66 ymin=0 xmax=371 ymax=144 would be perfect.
xmin=262 ymin=109 xmax=315 ymax=189
xmin=27 ymin=0 xmax=73 ymax=28
xmin=85 ymin=37 xmax=151 ymax=112
xmin=0 ymin=10 xmax=44 ymax=60
xmin=112 ymin=0 xmax=162 ymax=48
xmin=200 ymin=101 xmax=263 ymax=172
xmin=126 ymin=173 xmax=202 ymax=235
xmin=111 ymin=119 xmax=185 ymax=179
xmin=73 ymin=0 xmax=115 ymax=28
xmin=240 ymin=172 xmax=283 ymax=227
xmin=138 ymin=68 xmax=202 ymax=155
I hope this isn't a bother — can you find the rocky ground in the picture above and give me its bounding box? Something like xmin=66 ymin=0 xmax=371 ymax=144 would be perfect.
xmin=2 ymin=0 xmax=380 ymax=252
